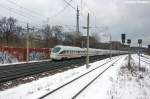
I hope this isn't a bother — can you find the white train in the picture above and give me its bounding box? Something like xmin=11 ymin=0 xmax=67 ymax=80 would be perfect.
xmin=50 ymin=45 xmax=126 ymax=60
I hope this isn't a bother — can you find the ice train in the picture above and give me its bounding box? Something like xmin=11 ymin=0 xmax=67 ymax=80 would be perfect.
xmin=50 ymin=45 xmax=127 ymax=60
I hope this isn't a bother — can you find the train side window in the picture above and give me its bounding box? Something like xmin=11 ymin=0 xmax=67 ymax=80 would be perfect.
xmin=60 ymin=51 xmax=64 ymax=54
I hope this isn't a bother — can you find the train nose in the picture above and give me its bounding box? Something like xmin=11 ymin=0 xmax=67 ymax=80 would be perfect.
xmin=50 ymin=53 xmax=56 ymax=59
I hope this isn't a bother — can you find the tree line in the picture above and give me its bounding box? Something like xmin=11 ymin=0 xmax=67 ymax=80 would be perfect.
xmin=1 ymin=16 xmax=130 ymax=51
xmin=0 ymin=17 xmax=103 ymax=49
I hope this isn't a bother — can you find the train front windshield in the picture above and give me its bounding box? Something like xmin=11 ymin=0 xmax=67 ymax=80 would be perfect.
xmin=52 ymin=47 xmax=61 ymax=53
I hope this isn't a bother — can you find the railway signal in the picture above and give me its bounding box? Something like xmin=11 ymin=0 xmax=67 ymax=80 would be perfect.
xmin=121 ymin=34 xmax=126 ymax=45
xmin=138 ymin=39 xmax=142 ymax=67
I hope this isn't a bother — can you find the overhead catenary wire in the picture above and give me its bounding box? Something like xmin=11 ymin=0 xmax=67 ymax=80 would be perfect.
xmin=0 ymin=4 xmax=45 ymax=24
xmin=3 ymin=0 xmax=76 ymax=26
xmin=63 ymin=0 xmax=76 ymax=11
xmin=47 ymin=0 xmax=74 ymax=22
xmin=0 ymin=14 xmax=43 ymax=30
xmin=5 ymin=0 xmax=48 ymax=20
xmin=1 ymin=0 xmax=104 ymax=32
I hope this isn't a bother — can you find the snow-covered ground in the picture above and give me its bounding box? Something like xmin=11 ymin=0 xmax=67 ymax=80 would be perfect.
xmin=0 ymin=54 xmax=150 ymax=99
xmin=106 ymin=54 xmax=150 ymax=99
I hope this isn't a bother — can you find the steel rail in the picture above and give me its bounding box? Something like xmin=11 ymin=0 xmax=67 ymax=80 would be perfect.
xmin=72 ymin=57 xmax=121 ymax=99
xmin=38 ymin=57 xmax=118 ymax=99
xmin=0 ymin=55 xmax=114 ymax=83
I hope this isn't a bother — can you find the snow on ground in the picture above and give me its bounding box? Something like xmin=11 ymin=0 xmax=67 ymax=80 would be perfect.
xmin=77 ymin=55 xmax=126 ymax=99
xmin=43 ymin=56 xmax=123 ymax=99
xmin=0 ymin=56 xmax=117 ymax=99
xmin=105 ymin=54 xmax=150 ymax=99
xmin=143 ymin=54 xmax=150 ymax=59
xmin=0 ymin=54 xmax=150 ymax=99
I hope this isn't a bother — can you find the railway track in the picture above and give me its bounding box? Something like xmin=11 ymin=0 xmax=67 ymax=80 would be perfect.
xmin=38 ymin=56 xmax=122 ymax=99
xmin=0 ymin=54 xmax=119 ymax=83
xmin=141 ymin=55 xmax=150 ymax=60
xmin=132 ymin=54 xmax=150 ymax=65
xmin=140 ymin=56 xmax=150 ymax=64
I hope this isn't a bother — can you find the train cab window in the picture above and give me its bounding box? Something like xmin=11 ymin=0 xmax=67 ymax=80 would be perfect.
xmin=52 ymin=47 xmax=61 ymax=53
xmin=60 ymin=51 xmax=65 ymax=54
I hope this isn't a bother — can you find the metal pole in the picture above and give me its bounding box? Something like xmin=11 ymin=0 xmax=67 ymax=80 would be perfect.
xmin=139 ymin=43 xmax=140 ymax=67
xmin=1 ymin=33 xmax=4 ymax=64
xmin=76 ymin=6 xmax=79 ymax=33
xmin=128 ymin=44 xmax=131 ymax=67
xmin=86 ymin=13 xmax=89 ymax=69
xmin=26 ymin=24 xmax=29 ymax=62
xmin=109 ymin=34 xmax=112 ymax=59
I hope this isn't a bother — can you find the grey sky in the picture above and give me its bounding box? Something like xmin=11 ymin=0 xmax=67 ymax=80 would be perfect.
xmin=0 ymin=0 xmax=150 ymax=47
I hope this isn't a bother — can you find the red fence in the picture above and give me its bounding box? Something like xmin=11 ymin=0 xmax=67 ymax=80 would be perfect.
xmin=0 ymin=46 xmax=51 ymax=62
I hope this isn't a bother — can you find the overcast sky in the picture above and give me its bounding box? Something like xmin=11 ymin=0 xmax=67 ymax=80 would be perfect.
xmin=0 ymin=0 xmax=150 ymax=47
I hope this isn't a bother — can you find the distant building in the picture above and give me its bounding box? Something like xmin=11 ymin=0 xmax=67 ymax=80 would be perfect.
xmin=148 ymin=45 xmax=150 ymax=49
xmin=146 ymin=45 xmax=150 ymax=55
xmin=111 ymin=41 xmax=121 ymax=50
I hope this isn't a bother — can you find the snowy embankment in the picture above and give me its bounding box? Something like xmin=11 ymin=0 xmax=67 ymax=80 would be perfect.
xmin=106 ymin=54 xmax=150 ymax=99
xmin=0 ymin=55 xmax=124 ymax=99
xmin=0 ymin=54 xmax=150 ymax=99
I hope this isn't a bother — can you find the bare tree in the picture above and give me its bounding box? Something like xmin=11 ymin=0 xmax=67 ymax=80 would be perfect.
xmin=63 ymin=32 xmax=74 ymax=45
xmin=52 ymin=26 xmax=63 ymax=38
xmin=52 ymin=25 xmax=63 ymax=45
xmin=0 ymin=17 xmax=17 ymax=46
xmin=42 ymin=25 xmax=52 ymax=47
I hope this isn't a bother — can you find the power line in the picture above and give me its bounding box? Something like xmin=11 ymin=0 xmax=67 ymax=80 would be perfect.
xmin=63 ymin=0 xmax=76 ymax=11
xmin=4 ymin=0 xmax=75 ymax=24
xmin=0 ymin=11 xmax=43 ymax=29
xmin=5 ymin=0 xmax=48 ymax=19
xmin=48 ymin=0 xmax=74 ymax=22
xmin=0 ymin=4 xmax=44 ymax=24
xmin=3 ymin=0 xmax=47 ymax=22
xmin=80 ymin=0 xmax=109 ymax=32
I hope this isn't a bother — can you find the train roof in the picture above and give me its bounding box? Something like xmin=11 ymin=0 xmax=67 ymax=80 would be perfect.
xmin=54 ymin=45 xmax=110 ymax=51
xmin=54 ymin=45 xmax=83 ymax=50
